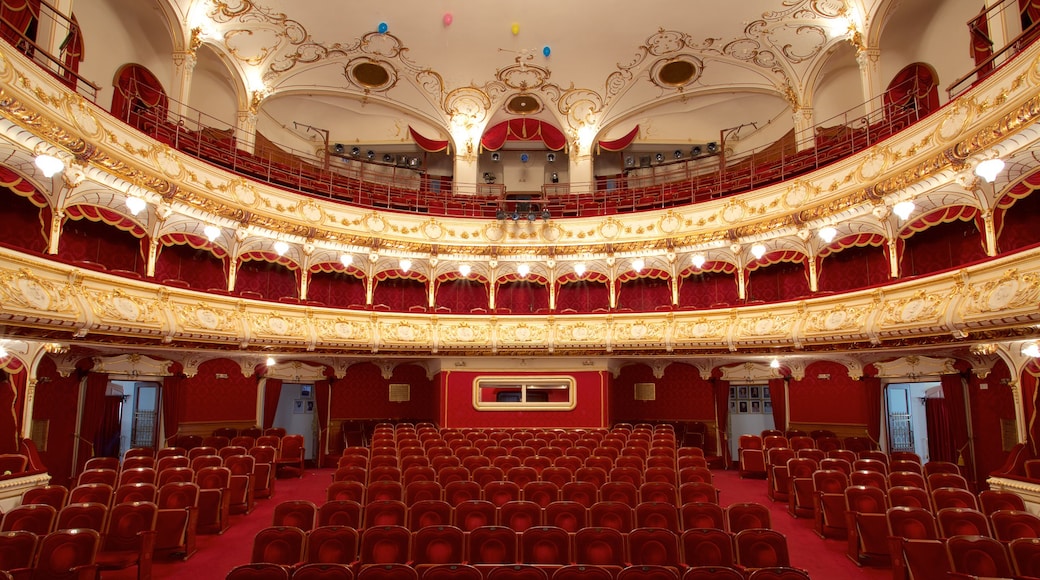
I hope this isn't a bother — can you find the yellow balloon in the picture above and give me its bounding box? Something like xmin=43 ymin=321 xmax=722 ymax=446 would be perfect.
xmin=511 ymin=23 xmax=520 ymax=36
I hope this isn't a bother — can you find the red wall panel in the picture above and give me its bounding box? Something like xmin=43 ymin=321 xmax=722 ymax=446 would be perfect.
xmin=610 ymin=362 xmax=714 ymax=423
xmin=33 ymin=356 xmax=81 ymax=486
xmin=0 ymin=187 xmax=47 ymax=254
xmin=788 ymin=360 xmax=868 ymax=425
xmin=440 ymin=370 xmax=608 ymax=429
xmin=180 ymin=358 xmax=257 ymax=423
xmin=330 ymin=362 xmax=437 ymax=422
xmin=968 ymin=362 xmax=1016 ymax=483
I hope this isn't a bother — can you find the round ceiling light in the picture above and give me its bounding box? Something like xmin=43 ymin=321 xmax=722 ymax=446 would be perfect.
xmin=506 ymin=94 xmax=542 ymax=115
xmin=351 ymin=62 xmax=391 ymax=88
xmin=653 ymin=56 xmax=703 ymax=88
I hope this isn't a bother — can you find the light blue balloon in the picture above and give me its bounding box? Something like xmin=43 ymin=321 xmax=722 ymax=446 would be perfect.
xmin=520 ymin=153 xmax=529 ymax=163
xmin=543 ymin=46 xmax=551 ymax=57
xmin=378 ymin=22 xmax=388 ymax=34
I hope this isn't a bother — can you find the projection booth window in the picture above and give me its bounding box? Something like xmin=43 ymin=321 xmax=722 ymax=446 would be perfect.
xmin=474 ymin=377 xmax=576 ymax=410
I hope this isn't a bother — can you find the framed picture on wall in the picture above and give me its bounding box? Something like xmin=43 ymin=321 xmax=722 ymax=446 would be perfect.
xmin=737 ymin=386 xmax=749 ymax=399
xmin=738 ymin=401 xmax=748 ymax=413
xmin=729 ymin=386 xmax=737 ymax=399
xmin=729 ymin=401 xmax=737 ymax=413
xmin=751 ymin=400 xmax=761 ymax=413
xmin=293 ymin=399 xmax=305 ymax=414
xmin=764 ymin=400 xmax=773 ymax=413
xmin=763 ymin=386 xmax=771 ymax=399
xmin=749 ymin=386 xmax=760 ymax=399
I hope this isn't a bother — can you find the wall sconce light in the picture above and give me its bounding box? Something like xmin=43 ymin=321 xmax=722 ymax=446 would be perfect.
xmin=491 ymin=152 xmax=500 ymax=162
xmin=632 ymin=258 xmax=645 ymax=272
xmin=893 ymin=201 xmax=915 ymax=220
xmin=1022 ymin=341 xmax=1040 ymax=358
xmin=691 ymin=254 xmax=706 ymax=269
xmin=547 ymin=152 xmax=556 ymax=162
xmin=204 ymin=225 xmax=221 ymax=242
xmin=574 ymin=262 xmax=586 ymax=277
xmin=975 ymin=158 xmax=1005 ymax=183
xmin=273 ymin=241 xmax=289 ymax=256
xmin=34 ymin=154 xmax=64 ymax=177
xmin=399 ymin=258 xmax=412 ymax=272
xmin=125 ymin=196 xmax=147 ymax=216
xmin=458 ymin=263 xmax=471 ymax=276
xmin=770 ymin=358 xmax=780 ymax=369
xmin=750 ymin=244 xmax=766 ymax=259
xmin=340 ymin=253 xmax=353 ymax=267
xmin=517 ymin=263 xmax=530 ymax=278
xmin=818 ymin=226 xmax=837 ymax=243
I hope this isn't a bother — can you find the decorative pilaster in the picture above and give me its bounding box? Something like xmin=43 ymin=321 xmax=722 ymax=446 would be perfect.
xmin=856 ymin=47 xmax=883 ymax=116
xmin=236 ymin=110 xmax=258 ymax=155
xmin=170 ymin=49 xmax=198 ymax=118
xmin=793 ymin=107 xmax=815 ymax=152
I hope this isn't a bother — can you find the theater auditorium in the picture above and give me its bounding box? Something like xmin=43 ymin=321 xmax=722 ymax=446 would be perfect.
xmin=0 ymin=1 xmax=1039 ymax=579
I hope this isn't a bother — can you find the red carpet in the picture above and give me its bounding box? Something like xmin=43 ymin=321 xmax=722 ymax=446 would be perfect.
xmin=102 ymin=467 xmax=893 ymax=579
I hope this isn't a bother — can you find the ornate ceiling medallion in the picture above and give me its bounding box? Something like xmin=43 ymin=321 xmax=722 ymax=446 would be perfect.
xmin=345 ymin=59 xmax=397 ymax=92
xmin=652 ymin=56 xmax=703 ymax=88
xmin=506 ymin=94 xmax=543 ymax=115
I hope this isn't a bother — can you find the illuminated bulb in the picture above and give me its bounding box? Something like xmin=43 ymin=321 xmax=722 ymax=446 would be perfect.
xmin=631 ymin=258 xmax=645 ymax=272
xmin=203 ymin=225 xmax=220 ymax=242
xmin=459 ymin=263 xmax=471 ymax=276
xmin=770 ymin=358 xmax=780 ymax=369
xmin=34 ymin=154 xmax=64 ymax=177
xmin=751 ymin=244 xmax=766 ymax=259
xmin=573 ymin=262 xmax=586 ymax=277
xmin=818 ymin=226 xmax=837 ymax=243
xmin=273 ymin=241 xmax=289 ymax=256
xmin=517 ymin=263 xmax=530 ymax=278
xmin=340 ymin=253 xmax=353 ymax=267
xmin=265 ymin=356 xmax=276 ymax=366
xmin=893 ymin=201 xmax=915 ymax=220
xmin=975 ymin=158 xmax=1005 ymax=183
xmin=399 ymin=258 xmax=412 ymax=272
xmin=0 ymin=345 xmax=7 ymax=358
xmin=691 ymin=254 xmax=706 ymax=269
xmin=1022 ymin=342 xmax=1040 ymax=358
xmin=125 ymin=196 xmax=146 ymax=216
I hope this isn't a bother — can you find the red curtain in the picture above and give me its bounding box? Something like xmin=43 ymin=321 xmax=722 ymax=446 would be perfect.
xmin=941 ymin=373 xmax=971 ymax=468
xmin=60 ymin=14 xmax=83 ymax=88
xmin=0 ymin=0 xmax=39 ymax=47
xmin=884 ymin=63 xmax=939 ymax=118
xmin=409 ymin=126 xmax=450 ymax=153
xmin=78 ymin=372 xmax=108 ymax=470
xmin=97 ymin=397 xmax=122 ymax=458
xmin=713 ymin=379 xmax=731 ymax=466
xmin=0 ymin=373 xmax=18 ymax=455
xmin=969 ymin=5 xmax=993 ymax=76
xmin=926 ymin=397 xmax=954 ymax=463
xmin=263 ymin=378 xmax=283 ymax=429
xmin=598 ymin=126 xmax=640 ymax=153
xmin=111 ymin=64 xmax=168 ymax=124
xmin=315 ymin=379 xmax=330 ymax=467
xmin=1022 ymin=0 xmax=1040 ymax=29
xmin=768 ymin=378 xmax=787 ymax=432
xmin=480 ymin=118 xmax=567 ymax=151
xmin=862 ymin=376 xmax=882 ymax=446
xmin=162 ymin=373 xmax=183 ymax=445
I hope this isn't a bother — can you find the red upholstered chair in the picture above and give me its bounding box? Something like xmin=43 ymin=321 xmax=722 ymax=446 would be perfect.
xmin=854 ymin=457 xmax=889 ymax=474
xmin=115 ymin=483 xmax=157 ymax=505
xmin=888 ymin=471 xmax=926 ymax=489
xmin=946 ymin=534 xmax=1014 ymax=578
xmin=1010 ymin=537 xmax=1040 ymax=578
xmin=1 ymin=504 xmax=56 ymax=535
xmin=545 ymin=501 xmax=588 ymax=533
xmin=681 ymin=529 xmax=737 ymax=568
xmin=560 ymin=482 xmax=598 ymax=508
xmin=725 ymin=502 xmax=771 ymax=534
xmin=195 ymin=466 xmax=232 ymax=534
xmin=405 ymin=481 xmax=442 ymax=506
xmin=224 ymin=454 xmax=256 ymax=515
xmin=408 ymin=499 xmax=452 ymax=531
xmin=187 ymin=446 xmax=218 ymax=461
xmin=0 ymin=530 xmax=36 ymax=578
xmin=265 ymin=428 xmax=287 ymax=438
xmin=444 ymin=481 xmax=481 ymax=507
xmin=991 ymin=509 xmax=1040 ymax=541
xmin=888 ymin=486 xmax=932 ymax=511
xmin=600 ymin=481 xmax=639 ymax=506
xmin=765 ymin=448 xmax=796 ymax=503
xmin=681 ymin=567 xmax=744 ymax=580
xmin=218 ymin=446 xmax=248 ymax=461
xmin=327 ymin=481 xmax=366 ymax=504
xmin=734 ymin=529 xmax=790 ymax=572
xmin=230 ymin=436 xmax=256 ymax=450
xmin=507 ymin=467 xmax=539 ymax=488
xmin=190 ymin=455 xmax=222 ymax=472
xmin=937 ymin=507 xmax=992 ymax=538
xmin=158 ymin=467 xmax=195 ymax=487
xmin=932 ymin=487 xmax=978 ymax=511
xmin=551 ymin=565 xmax=614 ymax=580
xmin=850 ymin=470 xmax=888 ymax=491
xmin=411 ymin=525 xmax=464 ymax=568
xmin=487 ymin=565 xmax=550 ymax=580
xmin=927 ymin=473 xmax=969 ymax=493
xmin=887 ymin=506 xmax=940 ymax=580
xmin=635 ymin=502 xmax=681 ymax=533
xmin=95 ymin=500 xmax=159 ymax=580
xmin=155 ymin=481 xmax=199 ymax=561
xmin=358 ymin=525 xmax=411 ymax=567
xmin=819 ymin=458 xmax=852 ymax=476
xmin=500 ymin=500 xmax=543 ymax=532
xmin=56 ymin=502 xmax=108 ymax=533
xmin=368 ymin=466 xmax=401 ymax=485
xmin=979 ymin=490 xmax=1027 ymax=515
xmin=811 ymin=469 xmax=849 ymax=539
xmin=251 ymin=526 xmax=306 ymax=567
xmin=844 ymin=485 xmax=890 ymax=566
xmin=366 ymin=481 xmax=403 ymax=503
xmin=744 ymin=568 xmax=811 ymax=580
xmin=275 ymin=435 xmax=305 ymax=478
xmin=468 ymin=525 xmax=519 ymax=571
xmin=484 ymin=481 xmax=522 ymax=507
xmin=362 ymin=500 xmax=407 ymax=529
xmin=541 ymin=467 xmax=574 ymax=489
xmin=202 ymin=436 xmax=230 ymax=450
xmin=78 ymin=468 xmax=118 ymax=487
xmin=454 ymin=500 xmax=497 ymax=532
xmin=629 ymin=527 xmax=682 ymax=570
xmin=786 ymin=458 xmax=818 ymax=519
xmin=156 ymin=455 xmax=190 ymax=473
xmin=437 ymin=467 xmax=470 ymax=487
xmin=639 ymin=482 xmax=678 ymax=505
xmin=923 ymin=461 xmax=961 ymax=477
xmin=290 ymin=564 xmax=354 ymax=580
xmin=471 ymin=466 xmax=505 ymax=488
xmin=226 ymin=563 xmax=290 ymax=580
xmin=814 ymin=437 xmax=842 ymax=453
xmin=420 ymin=564 xmax=481 ymax=580
xmin=890 ymin=451 xmax=921 ymax=463
xmin=678 ymin=467 xmax=713 ymax=486
xmin=31 ymin=528 xmax=101 ymax=580
xmin=522 ymin=525 xmax=571 ymax=571
xmin=249 ymin=446 xmax=277 ymax=500
xmin=590 ymin=501 xmax=634 ymax=533
xmin=616 ymin=566 xmax=679 ymax=580
xmin=890 ymin=460 xmax=923 ymax=475
xmin=318 ymin=501 xmax=361 ymax=529
xmin=84 ymin=457 xmax=120 ymax=471
xmin=679 ymin=482 xmax=719 ymax=506
xmin=273 ymin=499 xmax=317 ymax=531
xmin=522 ymin=481 xmax=560 ymax=508
xmin=22 ymin=485 xmax=68 ymax=511
xmin=304 ymin=525 xmax=359 ymax=566
xmin=681 ymin=502 xmax=725 ymax=531
xmin=574 ymin=527 xmax=626 ymax=574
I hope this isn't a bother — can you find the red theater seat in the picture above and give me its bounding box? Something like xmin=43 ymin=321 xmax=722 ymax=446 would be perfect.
xmin=1 ymin=504 xmax=56 ymax=535
xmin=156 ymin=481 xmax=199 ymax=560
xmin=293 ymin=563 xmax=355 ymax=580
xmin=937 ymin=507 xmax=991 ymax=538
xmin=95 ymin=500 xmax=159 ymax=580
xmin=408 ymin=499 xmax=453 ymax=531
xmin=318 ymin=500 xmax=362 ymax=528
xmin=226 ymin=563 xmax=290 ymax=580
xmin=734 ymin=529 xmax=790 ymax=571
xmin=0 ymin=530 xmax=36 ymax=577
xmin=574 ymin=527 xmax=626 ymax=572
xmin=990 ymin=509 xmax=1040 ymax=541
xmin=411 ymin=525 xmax=465 ymax=568
xmin=725 ymin=502 xmax=771 ymax=534
xmin=358 ymin=525 xmax=411 ymax=567
xmin=946 ymin=534 xmax=1014 ymax=578
xmin=273 ymin=499 xmax=317 ymax=531
xmin=628 ymin=528 xmax=682 ymax=569
xmin=522 ymin=525 xmax=571 ymax=570
xmin=487 ymin=565 xmax=550 ymax=580
xmin=454 ymin=499 xmax=497 ymax=532
xmin=22 ymin=485 xmax=68 ymax=511
xmin=56 ymin=501 xmax=108 ymax=533
xmin=32 ymin=529 xmax=101 ymax=580
xmin=545 ymin=501 xmax=588 ymax=533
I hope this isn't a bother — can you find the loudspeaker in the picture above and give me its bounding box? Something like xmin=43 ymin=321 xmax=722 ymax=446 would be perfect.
xmin=707 ymin=142 xmax=718 ymax=153
xmin=547 ymin=152 xmax=556 ymax=162
xmin=333 ymin=143 xmax=345 ymax=154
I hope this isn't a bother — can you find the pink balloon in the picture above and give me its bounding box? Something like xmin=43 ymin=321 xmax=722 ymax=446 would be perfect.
xmin=443 ymin=13 xmax=453 ymax=26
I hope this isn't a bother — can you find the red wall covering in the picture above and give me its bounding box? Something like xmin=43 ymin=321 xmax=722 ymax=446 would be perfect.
xmin=901 ymin=219 xmax=987 ymax=277
xmin=180 ymin=358 xmax=257 ymax=423
xmin=678 ymin=271 xmax=739 ymax=308
xmin=308 ymin=271 xmax=366 ymax=308
xmin=968 ymin=362 xmax=1016 ymax=483
xmin=329 ymin=362 xmax=437 ymax=423
xmin=746 ymin=260 xmax=810 ymax=303
xmin=235 ymin=259 xmax=298 ymax=299
xmin=610 ymin=363 xmax=714 ymax=424
xmin=58 ymin=217 xmax=144 ymax=273
xmin=0 ymin=186 xmax=47 ymax=254
xmin=998 ymin=189 xmax=1040 ymax=252
xmin=32 ymin=356 xmax=80 ymax=486
xmin=439 ymin=370 xmax=608 ymax=429
xmin=788 ymin=360 xmax=869 ymax=425
xmin=818 ymin=244 xmax=890 ymax=293
xmin=154 ymin=243 xmax=228 ymax=290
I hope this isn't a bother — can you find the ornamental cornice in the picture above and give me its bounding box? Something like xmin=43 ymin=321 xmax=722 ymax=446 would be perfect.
xmin=0 ymin=43 xmax=1038 ymax=260
xmin=0 ymin=245 xmax=1038 ymax=356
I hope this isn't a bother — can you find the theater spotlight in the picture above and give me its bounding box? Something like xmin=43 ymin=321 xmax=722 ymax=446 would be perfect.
xmin=706 ymin=142 xmax=718 ymax=153
xmin=350 ymin=146 xmax=360 ymax=156
xmin=491 ymin=152 xmax=500 ymax=162
xmin=547 ymin=152 xmax=556 ymax=162
xmin=691 ymin=145 xmax=702 ymax=156
xmin=674 ymin=150 xmax=683 ymax=159
xmin=366 ymin=150 xmax=375 ymax=160
xmin=655 ymin=153 xmax=664 ymax=163
xmin=541 ymin=209 xmax=551 ymax=221
xmin=551 ymin=172 xmax=559 ymax=184
xmin=333 ymin=143 xmax=345 ymax=154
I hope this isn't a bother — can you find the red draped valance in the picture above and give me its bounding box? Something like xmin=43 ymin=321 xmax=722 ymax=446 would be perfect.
xmin=0 ymin=0 xmax=39 ymax=47
xmin=995 ymin=169 xmax=1040 ymax=239
xmin=65 ymin=204 xmax=146 ymax=238
xmin=495 ymin=273 xmax=549 ymax=286
xmin=481 ymin=118 xmax=567 ymax=152
xmin=238 ymin=250 xmax=300 ymax=271
xmin=899 ymin=205 xmax=979 ymax=239
xmin=409 ymin=126 xmax=450 ymax=154
xmin=309 ymin=262 xmax=365 ymax=278
xmin=818 ymin=233 xmax=886 ymax=259
xmin=0 ymin=166 xmax=45 ymax=206
xmin=435 ymin=271 xmax=490 ymax=285
xmin=679 ymin=260 xmax=738 ymax=277
xmin=556 ymin=271 xmax=609 ymax=285
xmin=617 ymin=267 xmax=669 ymax=283
xmin=374 ymin=269 xmax=427 ymax=282
xmin=747 ymin=250 xmax=807 ymax=272
xmin=598 ymin=126 xmax=640 ymax=153
xmin=158 ymin=232 xmax=228 ymax=259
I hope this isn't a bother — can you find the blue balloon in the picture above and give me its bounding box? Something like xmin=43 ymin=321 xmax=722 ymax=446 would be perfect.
xmin=520 ymin=153 xmax=529 ymax=163
xmin=543 ymin=46 xmax=551 ymax=57
xmin=378 ymin=22 xmax=388 ymax=34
